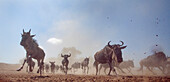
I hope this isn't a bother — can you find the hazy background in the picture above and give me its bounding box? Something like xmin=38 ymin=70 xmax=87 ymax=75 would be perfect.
xmin=0 ymin=0 xmax=170 ymax=67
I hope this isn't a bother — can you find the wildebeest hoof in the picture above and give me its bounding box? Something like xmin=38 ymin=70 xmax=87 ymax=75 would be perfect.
xmin=16 ymin=69 xmax=21 ymax=71
xmin=107 ymin=74 xmax=111 ymax=76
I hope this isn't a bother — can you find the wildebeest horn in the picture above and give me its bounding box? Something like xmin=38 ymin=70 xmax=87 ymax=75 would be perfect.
xmin=108 ymin=41 xmax=112 ymax=48
xmin=120 ymin=41 xmax=124 ymax=46
xmin=69 ymin=53 xmax=71 ymax=57
xmin=61 ymin=54 xmax=64 ymax=57
xmin=23 ymin=29 xmax=25 ymax=33
xmin=31 ymin=34 xmax=36 ymax=37
xmin=28 ymin=29 xmax=31 ymax=34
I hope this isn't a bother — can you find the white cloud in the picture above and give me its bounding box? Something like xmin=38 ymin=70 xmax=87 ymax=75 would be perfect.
xmin=47 ymin=38 xmax=63 ymax=45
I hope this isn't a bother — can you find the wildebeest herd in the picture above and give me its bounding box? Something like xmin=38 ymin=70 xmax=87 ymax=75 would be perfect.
xmin=17 ymin=29 xmax=170 ymax=76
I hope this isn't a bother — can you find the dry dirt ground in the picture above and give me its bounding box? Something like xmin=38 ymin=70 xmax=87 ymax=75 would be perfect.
xmin=0 ymin=63 xmax=170 ymax=82
xmin=0 ymin=73 xmax=170 ymax=82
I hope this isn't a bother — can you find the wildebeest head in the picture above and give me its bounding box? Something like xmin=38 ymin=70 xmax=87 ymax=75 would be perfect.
xmin=72 ymin=62 xmax=81 ymax=68
xmin=84 ymin=57 xmax=89 ymax=62
xmin=20 ymin=29 xmax=35 ymax=46
xmin=155 ymin=51 xmax=167 ymax=62
xmin=108 ymin=41 xmax=127 ymax=63
xmin=49 ymin=61 xmax=55 ymax=66
xmin=61 ymin=53 xmax=71 ymax=59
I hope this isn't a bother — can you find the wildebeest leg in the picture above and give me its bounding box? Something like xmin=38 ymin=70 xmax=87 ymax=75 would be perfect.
xmin=111 ymin=67 xmax=117 ymax=75
xmin=84 ymin=66 xmax=86 ymax=74
xmin=95 ymin=62 xmax=99 ymax=75
xmin=126 ymin=68 xmax=133 ymax=75
xmin=32 ymin=63 xmax=35 ymax=72
xmin=84 ymin=67 xmax=86 ymax=73
xmin=17 ymin=59 xmax=27 ymax=71
xmin=37 ymin=59 xmax=40 ymax=74
xmin=29 ymin=58 xmax=33 ymax=72
xmin=87 ymin=66 xmax=89 ymax=74
xmin=147 ymin=67 xmax=156 ymax=75
xmin=108 ymin=63 xmax=112 ymax=75
xmin=26 ymin=65 xmax=28 ymax=72
xmin=40 ymin=58 xmax=44 ymax=76
xmin=82 ymin=66 xmax=84 ymax=73
xmin=158 ymin=66 xmax=165 ymax=74
xmin=41 ymin=64 xmax=44 ymax=74
xmin=66 ymin=66 xmax=68 ymax=74
xmin=104 ymin=68 xmax=107 ymax=75
xmin=117 ymin=66 xmax=126 ymax=74
xmin=99 ymin=65 xmax=102 ymax=75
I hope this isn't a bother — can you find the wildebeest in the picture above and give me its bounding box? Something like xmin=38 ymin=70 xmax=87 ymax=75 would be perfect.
xmin=26 ymin=56 xmax=35 ymax=72
xmin=93 ymin=41 xmax=127 ymax=75
xmin=59 ymin=65 xmax=64 ymax=72
xmin=81 ymin=57 xmax=89 ymax=74
xmin=18 ymin=56 xmax=35 ymax=73
xmin=118 ymin=60 xmax=134 ymax=74
xmin=99 ymin=60 xmax=134 ymax=75
xmin=138 ymin=51 xmax=167 ymax=74
xmin=166 ymin=57 xmax=170 ymax=74
xmin=55 ymin=65 xmax=59 ymax=72
xmin=61 ymin=53 xmax=71 ymax=74
xmin=49 ymin=62 xmax=55 ymax=73
xmin=17 ymin=29 xmax=45 ymax=76
xmin=45 ymin=64 xmax=50 ymax=73
xmin=71 ymin=62 xmax=81 ymax=73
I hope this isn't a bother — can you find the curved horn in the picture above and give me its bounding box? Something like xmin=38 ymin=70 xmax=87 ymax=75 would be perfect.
xmin=107 ymin=41 xmax=112 ymax=48
xmin=28 ymin=29 xmax=31 ymax=34
xmin=69 ymin=53 xmax=71 ymax=57
xmin=61 ymin=54 xmax=64 ymax=57
xmin=120 ymin=41 xmax=124 ymax=46
xmin=23 ymin=29 xmax=25 ymax=33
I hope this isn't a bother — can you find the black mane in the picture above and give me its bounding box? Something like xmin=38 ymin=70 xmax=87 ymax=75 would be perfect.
xmin=33 ymin=39 xmax=39 ymax=46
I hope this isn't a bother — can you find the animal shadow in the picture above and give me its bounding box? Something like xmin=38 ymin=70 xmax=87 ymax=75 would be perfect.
xmin=30 ymin=76 xmax=50 ymax=79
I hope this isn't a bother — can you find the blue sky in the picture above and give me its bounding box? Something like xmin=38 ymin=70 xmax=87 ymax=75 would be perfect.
xmin=0 ymin=0 xmax=170 ymax=67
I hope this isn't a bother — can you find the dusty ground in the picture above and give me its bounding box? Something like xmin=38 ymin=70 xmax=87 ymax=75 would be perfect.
xmin=0 ymin=73 xmax=170 ymax=82
xmin=0 ymin=63 xmax=170 ymax=82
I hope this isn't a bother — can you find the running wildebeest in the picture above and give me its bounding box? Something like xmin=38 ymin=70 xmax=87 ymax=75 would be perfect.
xmin=59 ymin=65 xmax=64 ymax=72
xmin=99 ymin=60 xmax=134 ymax=75
xmin=118 ymin=60 xmax=134 ymax=74
xmin=71 ymin=62 xmax=81 ymax=73
xmin=93 ymin=41 xmax=127 ymax=75
xmin=18 ymin=56 xmax=35 ymax=73
xmin=61 ymin=53 xmax=71 ymax=74
xmin=81 ymin=57 xmax=89 ymax=74
xmin=26 ymin=56 xmax=35 ymax=72
xmin=49 ymin=61 xmax=55 ymax=73
xmin=55 ymin=65 xmax=59 ymax=72
xmin=45 ymin=64 xmax=50 ymax=73
xmin=138 ymin=51 xmax=167 ymax=74
xmin=166 ymin=57 xmax=170 ymax=74
xmin=17 ymin=29 xmax=45 ymax=76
